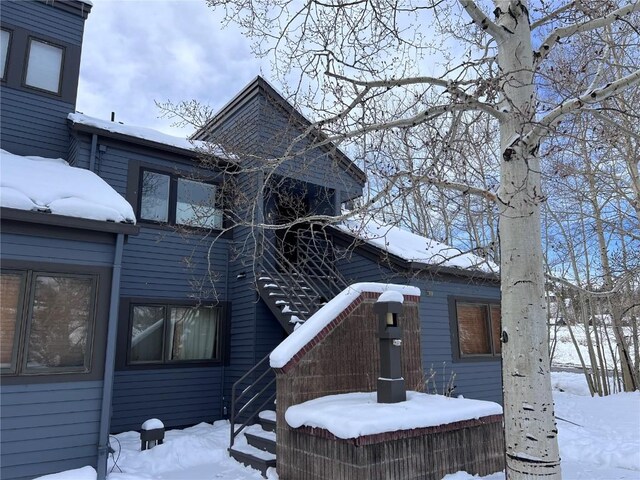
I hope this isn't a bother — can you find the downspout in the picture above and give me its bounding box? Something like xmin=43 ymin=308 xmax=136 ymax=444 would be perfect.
xmin=89 ymin=133 xmax=98 ymax=172
xmin=97 ymin=233 xmax=125 ymax=480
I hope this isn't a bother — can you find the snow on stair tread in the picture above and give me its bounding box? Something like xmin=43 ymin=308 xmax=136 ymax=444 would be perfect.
xmin=231 ymin=442 xmax=276 ymax=461
xmin=245 ymin=424 xmax=277 ymax=442
xmin=259 ymin=410 xmax=276 ymax=422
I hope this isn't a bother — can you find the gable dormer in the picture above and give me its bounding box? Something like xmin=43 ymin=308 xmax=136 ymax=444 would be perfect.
xmin=1 ymin=0 xmax=91 ymax=158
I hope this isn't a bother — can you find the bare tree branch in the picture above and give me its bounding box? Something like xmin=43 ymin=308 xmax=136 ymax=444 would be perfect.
xmin=535 ymin=2 xmax=640 ymax=67
xmin=530 ymin=1 xmax=575 ymax=30
xmin=526 ymin=68 xmax=640 ymax=146
xmin=458 ymin=0 xmax=505 ymax=41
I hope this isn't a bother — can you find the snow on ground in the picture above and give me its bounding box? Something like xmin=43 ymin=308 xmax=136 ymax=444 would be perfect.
xmin=285 ymin=391 xmax=502 ymax=439
xmin=550 ymin=323 xmax=631 ymax=370
xmin=35 ymin=373 xmax=638 ymax=480
xmin=0 ymin=149 xmax=135 ymax=223
xmin=107 ymin=421 xmax=276 ymax=480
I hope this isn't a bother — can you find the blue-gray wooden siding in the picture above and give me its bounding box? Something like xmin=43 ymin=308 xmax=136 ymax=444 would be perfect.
xmin=68 ymin=133 xmax=234 ymax=430
xmin=70 ymin=134 xmax=231 ymax=301
xmin=337 ymin=249 xmax=503 ymax=404
xmin=1 ymin=0 xmax=85 ymax=45
xmin=0 ymin=0 xmax=84 ymax=159
xmin=1 ymin=229 xmax=115 ymax=480
xmin=204 ymin=92 xmax=293 ymax=411
xmin=1 ymin=381 xmax=103 ymax=480
xmin=110 ymin=368 xmax=224 ymax=433
xmin=0 ymin=87 xmax=75 ymax=159
xmin=257 ymin=94 xmax=363 ymax=200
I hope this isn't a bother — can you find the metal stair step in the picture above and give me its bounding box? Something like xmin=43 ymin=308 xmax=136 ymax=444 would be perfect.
xmin=245 ymin=430 xmax=277 ymax=454
xmin=229 ymin=444 xmax=276 ymax=478
xmin=258 ymin=410 xmax=277 ymax=432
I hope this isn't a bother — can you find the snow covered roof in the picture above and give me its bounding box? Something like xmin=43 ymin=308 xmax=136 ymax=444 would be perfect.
xmin=337 ymin=217 xmax=498 ymax=274
xmin=0 ymin=149 xmax=136 ymax=224
xmin=68 ymin=113 xmax=234 ymax=161
xmin=270 ymin=283 xmax=420 ymax=369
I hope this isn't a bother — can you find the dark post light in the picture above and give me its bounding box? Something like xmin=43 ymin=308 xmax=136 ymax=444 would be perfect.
xmin=374 ymin=297 xmax=406 ymax=403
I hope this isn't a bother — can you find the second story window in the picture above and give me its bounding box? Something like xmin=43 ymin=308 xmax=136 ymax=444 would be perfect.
xmin=24 ymin=38 xmax=64 ymax=94
xmin=1 ymin=29 xmax=10 ymax=81
xmin=139 ymin=169 xmax=223 ymax=229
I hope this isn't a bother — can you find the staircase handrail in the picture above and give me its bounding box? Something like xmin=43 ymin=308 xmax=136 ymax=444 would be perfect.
xmin=229 ymin=353 xmax=276 ymax=449
xmin=296 ymin=227 xmax=349 ymax=294
xmin=261 ymin=233 xmax=325 ymax=312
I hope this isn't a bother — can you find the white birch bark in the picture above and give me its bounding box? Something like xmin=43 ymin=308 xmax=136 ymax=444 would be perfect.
xmin=494 ymin=0 xmax=561 ymax=477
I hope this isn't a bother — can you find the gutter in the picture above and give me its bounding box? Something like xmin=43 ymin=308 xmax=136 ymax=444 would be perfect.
xmin=97 ymin=233 xmax=125 ymax=480
xmin=89 ymin=133 xmax=98 ymax=172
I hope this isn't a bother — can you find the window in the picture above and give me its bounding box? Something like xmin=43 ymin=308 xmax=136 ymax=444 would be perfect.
xmin=128 ymin=302 xmax=222 ymax=365
xmin=24 ymin=37 xmax=64 ymax=94
xmin=450 ymin=298 xmax=501 ymax=359
xmin=139 ymin=169 xmax=223 ymax=229
xmin=1 ymin=29 xmax=11 ymax=81
xmin=1 ymin=270 xmax=97 ymax=375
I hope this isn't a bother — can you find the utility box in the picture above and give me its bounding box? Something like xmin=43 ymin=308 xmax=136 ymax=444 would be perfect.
xmin=374 ymin=297 xmax=406 ymax=403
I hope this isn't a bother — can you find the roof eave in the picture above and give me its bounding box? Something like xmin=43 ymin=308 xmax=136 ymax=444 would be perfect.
xmin=1 ymin=207 xmax=140 ymax=235
xmin=328 ymin=225 xmax=500 ymax=282
xmin=406 ymin=261 xmax=500 ymax=282
xmin=68 ymin=120 xmax=236 ymax=168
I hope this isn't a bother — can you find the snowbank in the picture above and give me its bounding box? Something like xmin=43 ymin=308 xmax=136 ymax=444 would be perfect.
xmin=68 ymin=113 xmax=233 ymax=160
xmin=34 ymin=466 xmax=96 ymax=480
xmin=33 ymin=373 xmax=638 ymax=480
xmin=285 ymin=391 xmax=503 ymax=439
xmin=0 ymin=149 xmax=135 ymax=224
xmin=269 ymin=283 xmax=420 ymax=368
xmin=338 ymin=217 xmax=497 ymax=273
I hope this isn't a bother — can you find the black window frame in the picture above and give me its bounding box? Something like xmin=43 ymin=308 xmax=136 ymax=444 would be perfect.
xmin=22 ymin=35 xmax=66 ymax=96
xmin=137 ymin=167 xmax=225 ymax=231
xmin=1 ymin=268 xmax=99 ymax=377
xmin=448 ymin=296 xmax=502 ymax=362
xmin=120 ymin=297 xmax=228 ymax=369
xmin=1 ymin=27 xmax=12 ymax=82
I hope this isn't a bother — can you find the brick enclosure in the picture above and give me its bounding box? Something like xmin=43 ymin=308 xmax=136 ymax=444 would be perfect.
xmin=274 ymin=290 xmax=505 ymax=479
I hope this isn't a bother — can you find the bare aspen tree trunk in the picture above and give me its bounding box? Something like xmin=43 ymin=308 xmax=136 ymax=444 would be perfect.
xmin=495 ymin=1 xmax=561 ymax=477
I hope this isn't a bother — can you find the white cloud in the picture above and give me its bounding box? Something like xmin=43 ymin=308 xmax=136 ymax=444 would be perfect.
xmin=77 ymin=0 xmax=266 ymax=137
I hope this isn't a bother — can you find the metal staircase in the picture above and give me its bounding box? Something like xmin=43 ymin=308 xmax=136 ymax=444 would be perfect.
xmin=257 ymin=226 xmax=349 ymax=333
xmin=228 ymin=225 xmax=348 ymax=476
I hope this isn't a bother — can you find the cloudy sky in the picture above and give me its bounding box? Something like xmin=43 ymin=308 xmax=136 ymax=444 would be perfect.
xmin=76 ymin=0 xmax=269 ymax=138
